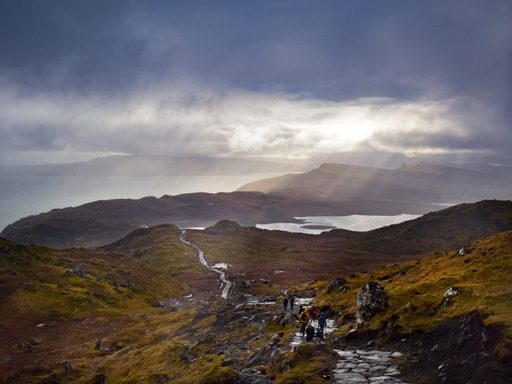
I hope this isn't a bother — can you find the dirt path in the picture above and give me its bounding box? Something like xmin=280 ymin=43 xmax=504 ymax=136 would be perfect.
xmin=180 ymin=229 xmax=235 ymax=299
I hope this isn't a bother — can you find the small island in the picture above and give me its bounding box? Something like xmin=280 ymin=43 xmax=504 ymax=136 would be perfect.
xmin=300 ymin=224 xmax=336 ymax=230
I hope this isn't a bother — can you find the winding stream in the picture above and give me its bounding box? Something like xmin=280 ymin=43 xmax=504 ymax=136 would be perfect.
xmin=179 ymin=229 xmax=235 ymax=299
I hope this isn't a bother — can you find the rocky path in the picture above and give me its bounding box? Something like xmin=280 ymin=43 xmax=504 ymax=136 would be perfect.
xmin=289 ymin=297 xmax=337 ymax=350
xmin=333 ymin=349 xmax=405 ymax=384
xmin=180 ymin=229 xmax=235 ymax=299
xmin=288 ymin=297 xmax=406 ymax=384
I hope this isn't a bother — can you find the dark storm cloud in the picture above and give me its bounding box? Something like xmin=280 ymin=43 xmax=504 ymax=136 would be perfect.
xmin=0 ymin=0 xmax=511 ymax=163
xmin=1 ymin=0 xmax=509 ymax=99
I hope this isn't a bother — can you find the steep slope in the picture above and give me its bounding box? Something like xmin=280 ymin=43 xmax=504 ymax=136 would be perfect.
xmin=238 ymin=162 xmax=512 ymax=203
xmin=316 ymin=229 xmax=512 ymax=383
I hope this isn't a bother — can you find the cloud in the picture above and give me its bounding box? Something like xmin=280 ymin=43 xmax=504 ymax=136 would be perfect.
xmin=0 ymin=1 xmax=510 ymax=165
xmin=1 ymin=82 xmax=507 ymax=163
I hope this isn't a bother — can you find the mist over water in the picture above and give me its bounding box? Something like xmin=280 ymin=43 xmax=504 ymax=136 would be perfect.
xmin=0 ymin=174 xmax=279 ymax=231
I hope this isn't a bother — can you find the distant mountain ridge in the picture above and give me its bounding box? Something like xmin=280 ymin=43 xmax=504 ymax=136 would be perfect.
xmin=238 ymin=162 xmax=512 ymax=203
xmin=0 ymin=154 xmax=306 ymax=176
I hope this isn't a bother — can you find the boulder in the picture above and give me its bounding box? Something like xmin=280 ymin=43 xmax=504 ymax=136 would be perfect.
xmin=272 ymin=332 xmax=284 ymax=343
xmin=270 ymin=347 xmax=282 ymax=363
xmin=327 ymin=277 xmax=349 ymax=293
xmin=279 ymin=313 xmax=295 ymax=326
xmin=221 ymin=356 xmax=234 ymax=366
xmin=73 ymin=264 xmax=86 ymax=277
xmin=356 ymin=282 xmax=386 ymax=329
xmin=441 ymin=287 xmax=458 ymax=307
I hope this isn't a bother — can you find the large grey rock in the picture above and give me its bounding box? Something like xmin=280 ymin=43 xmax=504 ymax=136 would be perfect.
xmin=356 ymin=282 xmax=386 ymax=329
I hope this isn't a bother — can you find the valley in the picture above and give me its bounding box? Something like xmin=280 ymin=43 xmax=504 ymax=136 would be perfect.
xmin=1 ymin=200 xmax=511 ymax=383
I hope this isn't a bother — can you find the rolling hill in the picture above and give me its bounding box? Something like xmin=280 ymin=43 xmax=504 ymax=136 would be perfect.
xmin=1 ymin=191 xmax=437 ymax=248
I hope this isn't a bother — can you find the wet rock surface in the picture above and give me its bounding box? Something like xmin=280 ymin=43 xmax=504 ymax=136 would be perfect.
xmin=333 ymin=349 xmax=406 ymax=384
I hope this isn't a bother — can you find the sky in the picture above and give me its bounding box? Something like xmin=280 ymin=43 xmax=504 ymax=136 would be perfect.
xmin=0 ymin=0 xmax=511 ymax=166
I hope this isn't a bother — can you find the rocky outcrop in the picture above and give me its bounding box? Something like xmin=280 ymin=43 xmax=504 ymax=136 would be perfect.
xmin=73 ymin=264 xmax=86 ymax=277
xmin=356 ymin=282 xmax=386 ymax=329
xmin=399 ymin=311 xmax=511 ymax=384
xmin=327 ymin=277 xmax=349 ymax=293
xmin=440 ymin=287 xmax=458 ymax=308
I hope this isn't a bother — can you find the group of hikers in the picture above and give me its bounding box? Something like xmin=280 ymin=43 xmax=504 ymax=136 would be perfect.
xmin=283 ymin=296 xmax=328 ymax=342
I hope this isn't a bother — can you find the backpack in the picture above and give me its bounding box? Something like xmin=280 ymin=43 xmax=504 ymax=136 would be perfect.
xmin=305 ymin=325 xmax=315 ymax=341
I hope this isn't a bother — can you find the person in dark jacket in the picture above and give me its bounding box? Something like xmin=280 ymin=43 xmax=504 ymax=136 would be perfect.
xmin=318 ymin=314 xmax=327 ymax=332
xmin=289 ymin=295 xmax=295 ymax=310
xmin=305 ymin=324 xmax=315 ymax=341
xmin=283 ymin=297 xmax=289 ymax=311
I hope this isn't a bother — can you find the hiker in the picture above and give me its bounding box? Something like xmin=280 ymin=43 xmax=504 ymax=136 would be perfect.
xmin=299 ymin=307 xmax=310 ymax=337
xmin=315 ymin=324 xmax=324 ymax=339
xmin=283 ymin=297 xmax=289 ymax=311
xmin=298 ymin=305 xmax=304 ymax=315
xmin=318 ymin=314 xmax=327 ymax=332
xmin=305 ymin=323 xmax=315 ymax=341
xmin=311 ymin=306 xmax=318 ymax=322
xmin=289 ymin=295 xmax=295 ymax=310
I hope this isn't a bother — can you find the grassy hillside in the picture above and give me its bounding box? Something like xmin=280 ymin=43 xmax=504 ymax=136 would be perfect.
xmin=0 ymin=240 xmax=186 ymax=318
xmin=317 ymin=230 xmax=512 ymax=344
xmin=321 ymin=199 xmax=512 ymax=255
xmin=1 ymin=202 xmax=511 ymax=383
xmin=0 ymin=233 xmax=255 ymax=383
xmin=185 ymin=200 xmax=512 ymax=294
